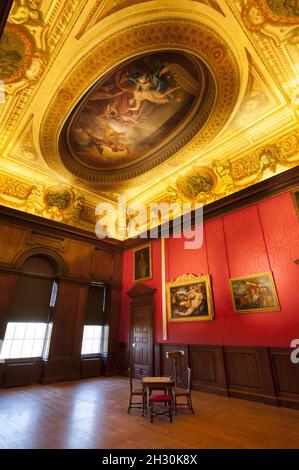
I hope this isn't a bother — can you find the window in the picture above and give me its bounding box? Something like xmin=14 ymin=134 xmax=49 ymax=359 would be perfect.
xmin=1 ymin=255 xmax=59 ymax=361
xmin=81 ymin=325 xmax=109 ymax=355
xmin=0 ymin=322 xmax=53 ymax=360
xmin=81 ymin=283 xmax=109 ymax=356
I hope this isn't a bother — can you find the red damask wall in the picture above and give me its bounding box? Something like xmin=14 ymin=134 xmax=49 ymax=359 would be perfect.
xmin=120 ymin=191 xmax=299 ymax=347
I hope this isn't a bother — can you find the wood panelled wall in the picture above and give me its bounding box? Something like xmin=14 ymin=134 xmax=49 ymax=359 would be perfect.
xmin=0 ymin=209 xmax=123 ymax=387
xmin=119 ymin=342 xmax=299 ymax=410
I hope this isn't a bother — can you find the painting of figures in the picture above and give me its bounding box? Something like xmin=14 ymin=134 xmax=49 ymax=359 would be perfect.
xmin=69 ymin=51 xmax=204 ymax=167
xmin=167 ymin=274 xmax=214 ymax=322
xmin=229 ymin=272 xmax=280 ymax=313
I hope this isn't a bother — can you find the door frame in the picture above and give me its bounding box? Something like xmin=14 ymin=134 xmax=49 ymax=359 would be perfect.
xmin=127 ymin=283 xmax=156 ymax=377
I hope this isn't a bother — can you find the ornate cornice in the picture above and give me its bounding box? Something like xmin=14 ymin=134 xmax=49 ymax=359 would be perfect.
xmin=40 ymin=16 xmax=242 ymax=185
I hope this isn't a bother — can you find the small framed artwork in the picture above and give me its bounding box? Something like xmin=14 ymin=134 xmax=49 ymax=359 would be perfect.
xmin=229 ymin=272 xmax=280 ymax=314
xmin=133 ymin=243 xmax=152 ymax=282
xmin=166 ymin=273 xmax=214 ymax=322
xmin=291 ymin=188 xmax=299 ymax=220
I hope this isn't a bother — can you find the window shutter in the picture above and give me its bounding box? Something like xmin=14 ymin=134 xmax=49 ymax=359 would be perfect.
xmin=85 ymin=285 xmax=105 ymax=325
xmin=9 ymin=276 xmax=53 ymax=323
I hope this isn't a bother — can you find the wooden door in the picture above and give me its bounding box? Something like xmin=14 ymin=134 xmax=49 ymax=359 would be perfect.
xmin=127 ymin=283 xmax=156 ymax=378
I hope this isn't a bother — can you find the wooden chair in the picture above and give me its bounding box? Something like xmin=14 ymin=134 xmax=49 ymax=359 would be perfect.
xmin=172 ymin=367 xmax=195 ymax=415
xmin=148 ymin=392 xmax=173 ymax=423
xmin=127 ymin=367 xmax=144 ymax=414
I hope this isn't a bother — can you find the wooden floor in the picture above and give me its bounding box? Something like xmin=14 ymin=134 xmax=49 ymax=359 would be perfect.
xmin=0 ymin=376 xmax=299 ymax=449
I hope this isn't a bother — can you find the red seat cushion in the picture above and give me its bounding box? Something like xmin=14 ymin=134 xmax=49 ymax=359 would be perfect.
xmin=149 ymin=394 xmax=172 ymax=403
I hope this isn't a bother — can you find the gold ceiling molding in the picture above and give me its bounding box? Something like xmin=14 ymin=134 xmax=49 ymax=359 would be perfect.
xmin=142 ymin=126 xmax=299 ymax=209
xmin=0 ymin=0 xmax=84 ymax=156
xmin=0 ymin=167 xmax=93 ymax=230
xmin=40 ymin=14 xmax=243 ymax=186
xmin=59 ymin=53 xmax=215 ymax=182
xmin=74 ymin=0 xmax=225 ymax=40
xmin=1 ymin=0 xmax=298 ymax=238
xmin=242 ymin=0 xmax=299 ymax=32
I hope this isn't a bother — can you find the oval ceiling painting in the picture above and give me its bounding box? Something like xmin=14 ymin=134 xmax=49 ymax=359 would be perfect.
xmin=64 ymin=51 xmax=214 ymax=170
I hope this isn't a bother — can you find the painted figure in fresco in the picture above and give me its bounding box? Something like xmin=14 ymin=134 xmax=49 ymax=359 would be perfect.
xmin=0 ymin=48 xmax=21 ymax=79
xmin=0 ymin=32 xmax=22 ymax=80
xmin=70 ymin=53 xmax=200 ymax=164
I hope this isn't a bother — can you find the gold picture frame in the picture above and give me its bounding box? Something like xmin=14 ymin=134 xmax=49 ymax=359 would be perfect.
xmin=133 ymin=243 xmax=152 ymax=283
xmin=291 ymin=188 xmax=299 ymax=220
xmin=166 ymin=273 xmax=214 ymax=322
xmin=229 ymin=271 xmax=280 ymax=314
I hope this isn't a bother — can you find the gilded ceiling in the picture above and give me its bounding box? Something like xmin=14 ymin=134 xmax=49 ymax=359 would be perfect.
xmin=0 ymin=0 xmax=298 ymax=237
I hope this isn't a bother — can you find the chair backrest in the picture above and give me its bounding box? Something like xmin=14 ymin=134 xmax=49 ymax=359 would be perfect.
xmin=128 ymin=367 xmax=133 ymax=392
xmin=186 ymin=367 xmax=192 ymax=393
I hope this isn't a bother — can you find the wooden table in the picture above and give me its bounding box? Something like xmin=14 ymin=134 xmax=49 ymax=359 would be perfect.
xmin=142 ymin=377 xmax=174 ymax=415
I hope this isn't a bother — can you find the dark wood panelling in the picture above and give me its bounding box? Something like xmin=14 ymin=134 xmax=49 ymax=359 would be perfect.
xmin=105 ymin=287 xmax=122 ymax=375
xmin=256 ymin=347 xmax=278 ymax=406
xmin=226 ymin=349 xmax=261 ymax=388
xmin=119 ymin=342 xmax=130 ymax=376
xmin=101 ymin=353 xmax=120 ymax=376
xmin=49 ymin=282 xmax=88 ymax=358
xmin=25 ymin=231 xmax=66 ymax=253
xmin=0 ymin=211 xmax=123 ymax=388
xmin=190 ymin=345 xmax=228 ymax=396
xmin=224 ymin=346 xmax=277 ymax=405
xmin=270 ymin=348 xmax=299 ymax=410
xmin=91 ymin=248 xmax=114 ymax=281
xmin=0 ymin=363 xmax=5 ymax=386
xmin=0 ymin=274 xmax=17 ymax=339
xmin=3 ymin=363 xmax=35 ymax=387
xmin=80 ymin=357 xmax=102 ymax=378
xmin=0 ymin=205 xmax=121 ymax=251
xmin=0 ymin=225 xmax=26 ymax=265
xmin=144 ymin=343 xmax=298 ymax=410
xmin=41 ymin=357 xmax=80 ymax=384
xmin=65 ymin=241 xmax=93 ymax=278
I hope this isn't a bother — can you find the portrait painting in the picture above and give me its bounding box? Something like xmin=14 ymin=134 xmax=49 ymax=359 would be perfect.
xmin=292 ymin=188 xmax=299 ymax=220
xmin=133 ymin=244 xmax=152 ymax=282
xmin=229 ymin=272 xmax=280 ymax=314
xmin=68 ymin=51 xmax=205 ymax=167
xmin=166 ymin=274 xmax=214 ymax=322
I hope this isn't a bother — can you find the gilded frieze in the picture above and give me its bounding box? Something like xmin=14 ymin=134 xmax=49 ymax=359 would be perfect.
xmin=242 ymin=0 xmax=299 ymax=31
xmin=41 ymin=17 xmax=242 ymax=185
xmin=0 ymin=1 xmax=298 ymax=238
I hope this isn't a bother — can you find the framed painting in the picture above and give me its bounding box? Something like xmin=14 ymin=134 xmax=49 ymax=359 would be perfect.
xmin=291 ymin=188 xmax=299 ymax=220
xmin=229 ymin=272 xmax=280 ymax=314
xmin=133 ymin=243 xmax=152 ymax=282
xmin=166 ymin=274 xmax=214 ymax=322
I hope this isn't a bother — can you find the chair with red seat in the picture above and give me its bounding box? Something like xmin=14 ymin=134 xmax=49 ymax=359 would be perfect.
xmin=148 ymin=392 xmax=173 ymax=423
xmin=127 ymin=367 xmax=144 ymax=414
xmin=172 ymin=367 xmax=195 ymax=415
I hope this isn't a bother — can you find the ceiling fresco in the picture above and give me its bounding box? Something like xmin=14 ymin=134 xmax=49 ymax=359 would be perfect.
xmin=66 ymin=52 xmax=207 ymax=169
xmin=0 ymin=0 xmax=298 ymax=238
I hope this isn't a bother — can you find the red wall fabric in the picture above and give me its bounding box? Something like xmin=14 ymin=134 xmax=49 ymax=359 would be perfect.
xmin=120 ymin=191 xmax=299 ymax=347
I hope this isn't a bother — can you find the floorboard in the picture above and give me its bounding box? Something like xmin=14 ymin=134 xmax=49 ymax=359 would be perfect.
xmin=0 ymin=376 xmax=298 ymax=449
